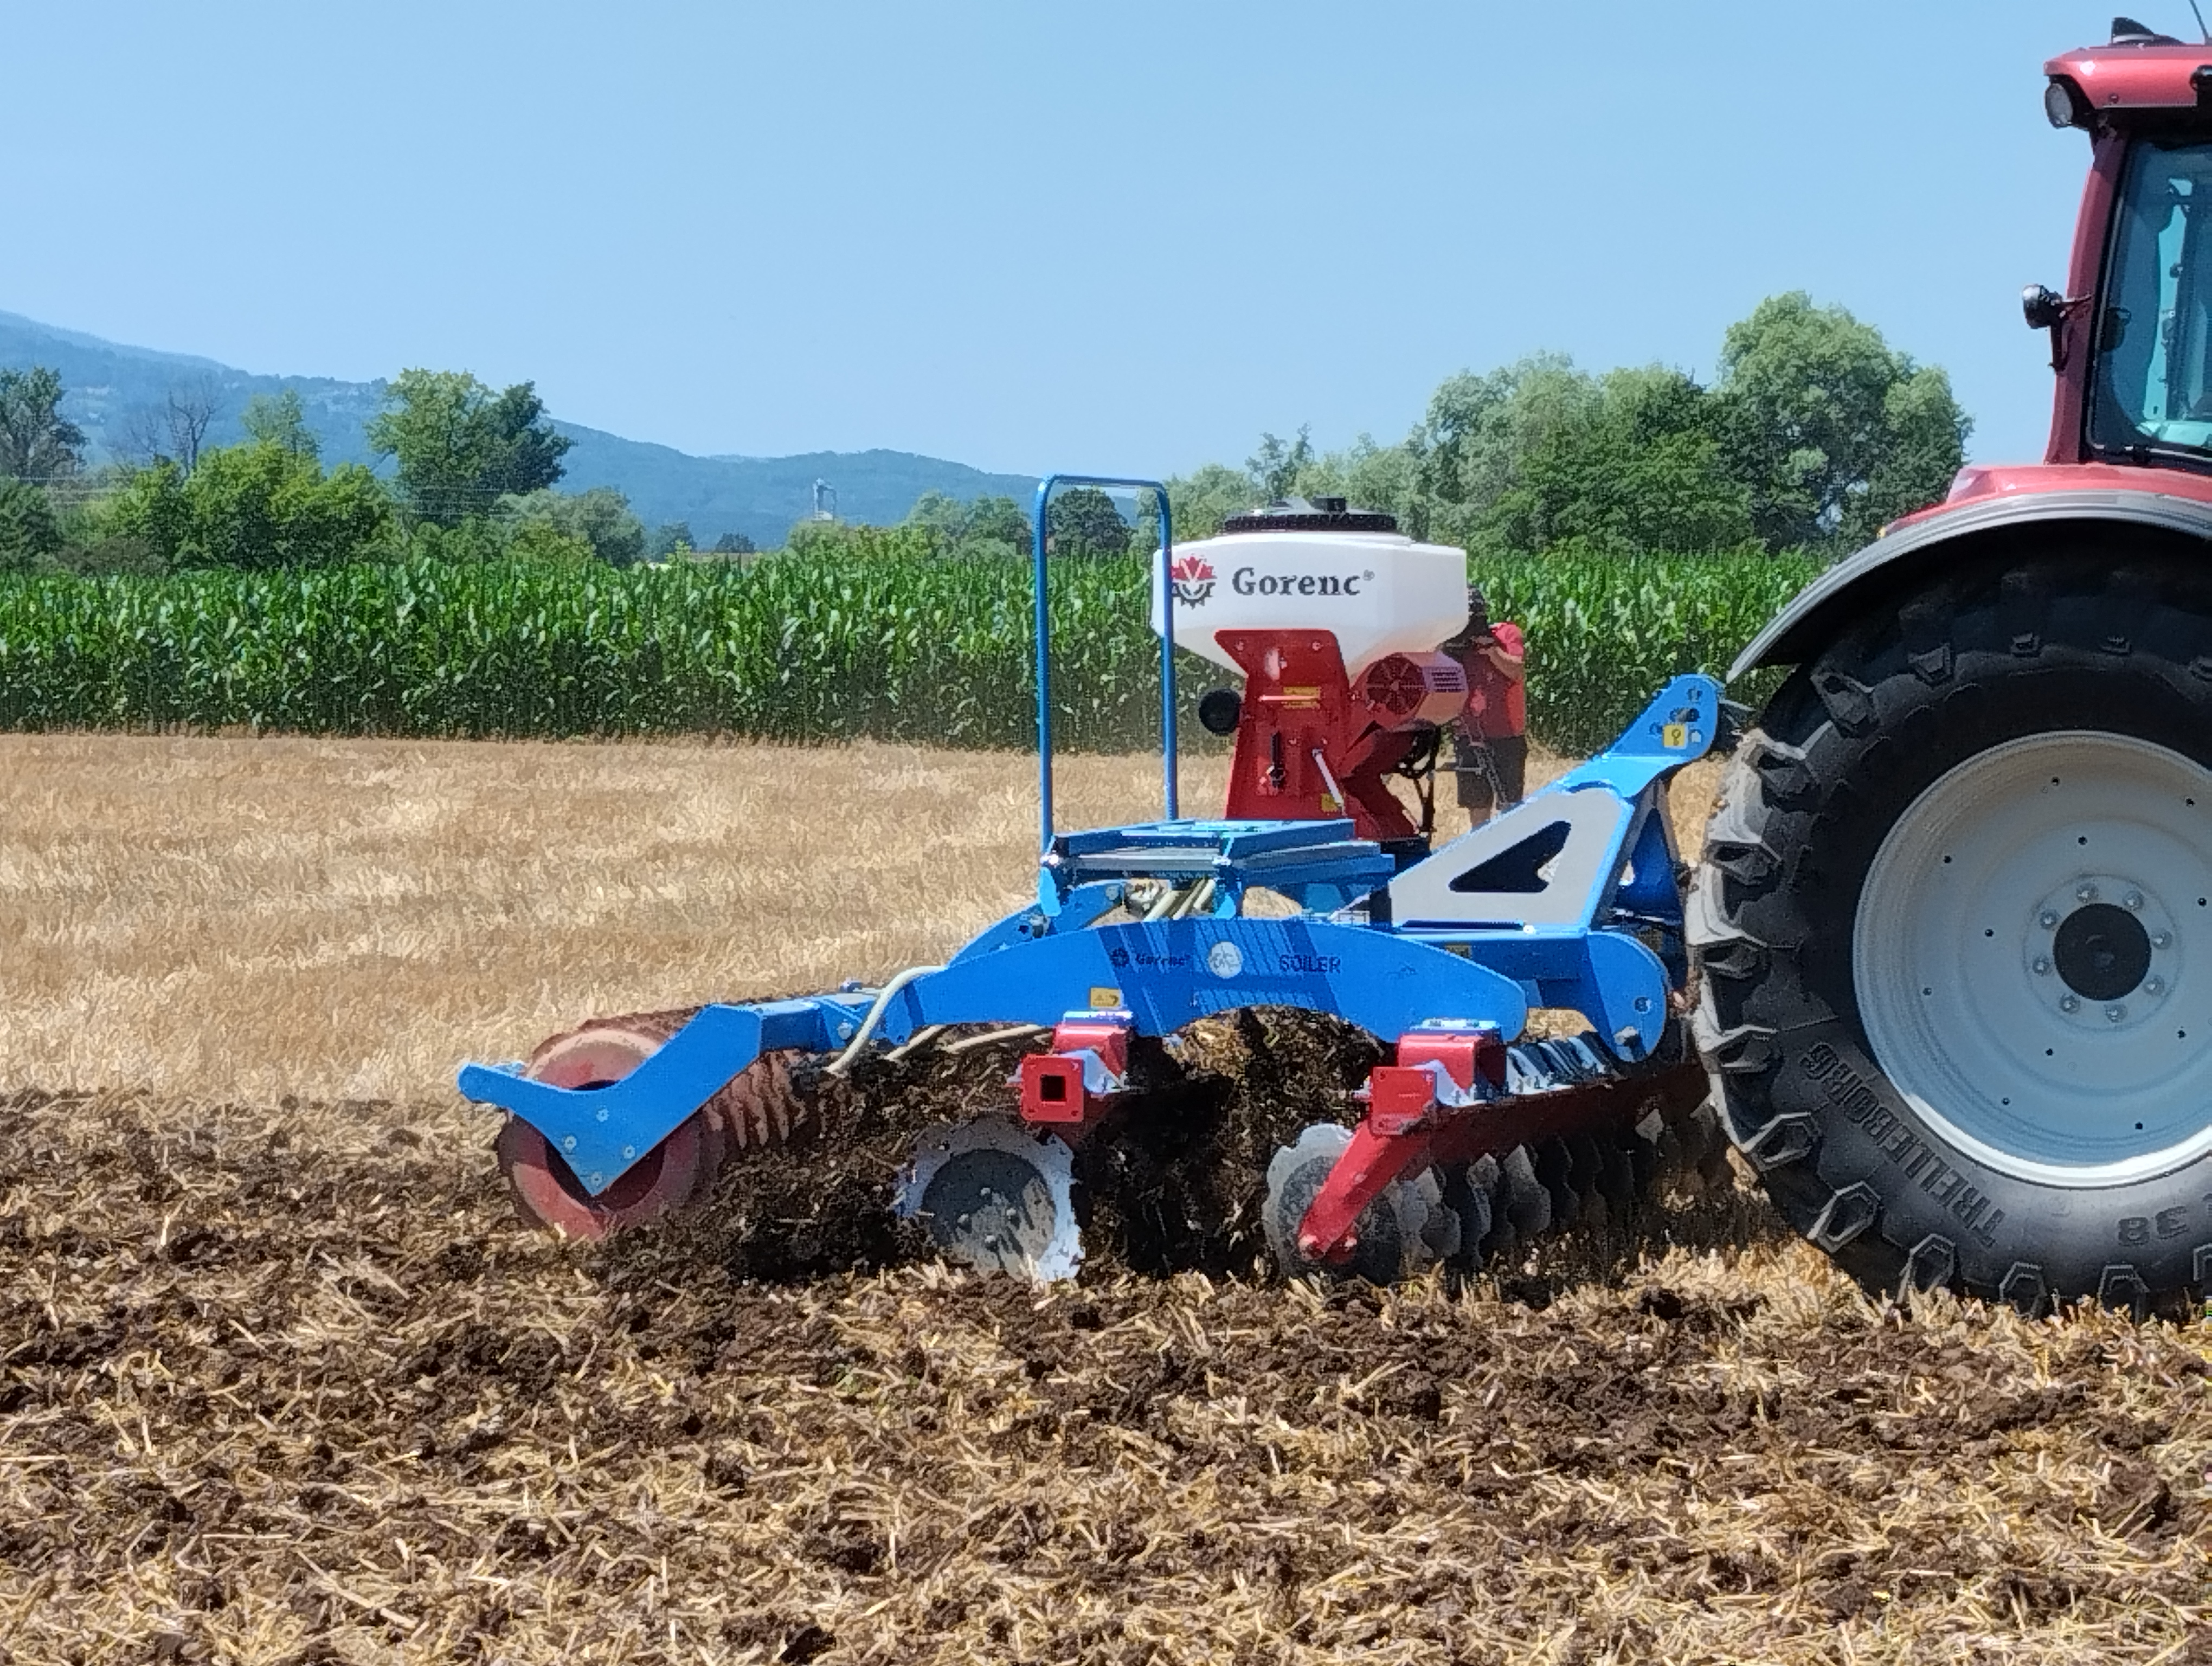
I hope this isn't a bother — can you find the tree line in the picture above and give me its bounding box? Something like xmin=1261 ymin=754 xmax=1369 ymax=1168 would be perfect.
xmin=1156 ymin=293 xmax=1970 ymax=560
xmin=0 ymin=289 xmax=1969 ymax=577
xmin=0 ymin=367 xmax=745 ymax=576
xmin=874 ymin=294 xmax=1967 ymax=565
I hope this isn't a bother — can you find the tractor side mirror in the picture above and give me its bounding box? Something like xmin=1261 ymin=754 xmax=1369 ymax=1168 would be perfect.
xmin=2023 ymin=284 xmax=2071 ymax=370
xmin=2022 ymin=284 xmax=2066 ymax=331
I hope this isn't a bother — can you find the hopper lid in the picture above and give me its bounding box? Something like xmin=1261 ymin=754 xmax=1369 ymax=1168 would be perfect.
xmin=1220 ymin=495 xmax=1400 ymax=535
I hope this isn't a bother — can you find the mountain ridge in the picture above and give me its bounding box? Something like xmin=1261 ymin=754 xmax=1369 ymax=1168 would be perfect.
xmin=0 ymin=310 xmax=1039 ymax=548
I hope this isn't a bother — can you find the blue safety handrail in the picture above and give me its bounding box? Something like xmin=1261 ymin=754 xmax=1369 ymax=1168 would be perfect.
xmin=1032 ymin=475 xmax=1177 ymax=851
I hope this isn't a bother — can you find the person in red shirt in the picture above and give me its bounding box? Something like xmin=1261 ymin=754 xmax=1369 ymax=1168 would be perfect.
xmin=1442 ymin=585 xmax=1527 ymax=828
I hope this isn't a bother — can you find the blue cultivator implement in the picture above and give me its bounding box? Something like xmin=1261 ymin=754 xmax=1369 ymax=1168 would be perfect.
xmin=459 ymin=479 xmax=1727 ymax=1281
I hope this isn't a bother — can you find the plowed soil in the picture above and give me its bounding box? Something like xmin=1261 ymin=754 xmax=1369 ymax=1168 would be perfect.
xmin=2 ymin=736 xmax=2210 ymax=1663
xmin=5 ymin=1072 xmax=2210 ymax=1665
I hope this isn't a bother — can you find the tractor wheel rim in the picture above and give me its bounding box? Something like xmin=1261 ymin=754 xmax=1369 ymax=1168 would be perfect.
xmin=1854 ymin=729 xmax=2212 ymax=1183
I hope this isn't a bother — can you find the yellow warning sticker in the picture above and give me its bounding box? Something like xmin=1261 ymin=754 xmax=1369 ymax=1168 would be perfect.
xmin=1662 ymin=722 xmax=1688 ymax=748
xmin=1089 ymin=987 xmax=1122 ymax=1010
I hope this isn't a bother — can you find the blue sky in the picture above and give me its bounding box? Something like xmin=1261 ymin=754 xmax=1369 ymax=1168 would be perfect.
xmin=7 ymin=1 xmax=2149 ymax=476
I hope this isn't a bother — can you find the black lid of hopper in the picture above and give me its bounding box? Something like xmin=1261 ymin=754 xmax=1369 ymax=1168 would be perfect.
xmin=1220 ymin=495 xmax=1399 ymax=535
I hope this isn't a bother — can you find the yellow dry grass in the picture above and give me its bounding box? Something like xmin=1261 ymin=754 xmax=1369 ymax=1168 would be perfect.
xmin=0 ymin=732 xmax=1699 ymax=1103
xmin=3 ymin=734 xmax=1221 ymax=1101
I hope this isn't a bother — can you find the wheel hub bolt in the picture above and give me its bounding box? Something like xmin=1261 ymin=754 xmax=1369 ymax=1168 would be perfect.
xmin=2107 ymin=1004 xmax=2127 ymax=1023
xmin=2077 ymin=883 xmax=2098 ymax=903
xmin=622 ymin=1144 xmax=636 ymax=1159
xmin=2040 ymin=911 xmax=2060 ymax=928
xmin=2060 ymin=995 xmax=2080 ymax=1013
xmin=2146 ymin=976 xmax=2166 ymax=996
xmin=2125 ymin=891 xmax=2145 ymax=911
xmin=2155 ymin=931 xmax=2173 ymax=949
xmin=562 ymin=1135 xmax=576 ymax=1151
xmin=2033 ymin=956 xmax=2052 ymax=975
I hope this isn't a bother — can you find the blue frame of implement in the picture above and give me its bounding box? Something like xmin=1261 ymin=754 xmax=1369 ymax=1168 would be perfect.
xmin=456 ymin=661 xmax=1724 ymax=1198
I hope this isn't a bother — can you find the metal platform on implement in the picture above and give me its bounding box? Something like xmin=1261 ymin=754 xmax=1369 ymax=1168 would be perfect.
xmin=1043 ymin=818 xmax=1399 ymax=913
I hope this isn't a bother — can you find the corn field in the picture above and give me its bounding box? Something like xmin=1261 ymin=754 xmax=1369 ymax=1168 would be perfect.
xmin=0 ymin=549 xmax=1818 ymax=753
xmin=1468 ymin=552 xmax=1815 ymax=750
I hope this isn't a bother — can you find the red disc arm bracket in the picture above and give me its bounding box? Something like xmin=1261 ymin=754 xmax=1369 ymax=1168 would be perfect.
xmin=1294 ymin=1023 xmax=1706 ymax=1264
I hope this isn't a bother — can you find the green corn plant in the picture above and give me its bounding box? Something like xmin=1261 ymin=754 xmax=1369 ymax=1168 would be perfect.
xmin=0 ymin=548 xmax=1819 ymax=753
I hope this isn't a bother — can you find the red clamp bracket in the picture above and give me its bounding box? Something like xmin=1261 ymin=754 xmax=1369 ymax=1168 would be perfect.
xmin=1298 ymin=1022 xmax=1506 ymax=1260
xmin=1353 ymin=1022 xmax=1506 ymax=1133
xmin=1018 ymin=1011 xmax=1134 ymax=1132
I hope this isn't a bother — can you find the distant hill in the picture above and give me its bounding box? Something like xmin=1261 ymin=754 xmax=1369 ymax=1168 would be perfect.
xmin=0 ymin=310 xmax=1038 ymax=548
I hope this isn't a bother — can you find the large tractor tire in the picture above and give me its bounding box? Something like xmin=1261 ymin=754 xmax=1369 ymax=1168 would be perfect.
xmin=1691 ymin=554 xmax=2212 ymax=1314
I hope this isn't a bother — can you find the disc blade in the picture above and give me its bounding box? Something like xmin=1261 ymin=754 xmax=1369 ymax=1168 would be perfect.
xmin=1263 ymin=1122 xmax=1450 ymax=1285
xmin=895 ymin=1118 xmax=1082 ymax=1283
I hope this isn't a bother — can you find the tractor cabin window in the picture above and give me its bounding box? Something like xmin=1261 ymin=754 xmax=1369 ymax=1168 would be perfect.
xmin=2094 ymin=139 xmax=2212 ymax=457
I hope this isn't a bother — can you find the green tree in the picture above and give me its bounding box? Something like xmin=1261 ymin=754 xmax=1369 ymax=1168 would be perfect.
xmin=240 ymin=390 xmax=320 ymax=460
xmin=1144 ymin=292 xmax=1972 ymax=562
xmin=904 ymin=489 xmax=1034 ymax=556
xmin=957 ymin=494 xmax=1033 ymax=554
xmin=1155 ymin=462 xmax=1259 ymax=543
xmin=105 ymin=443 xmax=393 ymax=570
xmin=711 ymin=529 xmax=756 ymax=555
xmin=647 ymin=520 xmax=696 ymax=560
xmin=0 ymin=367 xmax=86 ymax=481
xmin=1414 ymin=356 xmax=1566 ymax=528
xmin=101 ymin=462 xmax=191 ymax=563
xmin=505 ymin=519 xmax=597 ymax=564
xmin=1247 ymin=427 xmax=1314 ymax=502
xmin=1046 ymin=486 xmax=1130 ymax=556
xmin=0 ymin=478 xmax=62 ymax=571
xmin=1469 ymin=366 xmax=1756 ymax=559
xmin=1713 ymin=291 xmax=1970 ymax=549
xmin=903 ymin=489 xmax=967 ymax=539
xmin=482 ymin=383 xmax=572 ymax=497
xmin=1289 ymin=436 xmax=1430 ymax=535
xmin=46 ymin=533 xmax=166 ymax=576
xmin=498 ymin=487 xmax=647 ymax=567
xmin=367 ymin=369 xmax=573 ymax=527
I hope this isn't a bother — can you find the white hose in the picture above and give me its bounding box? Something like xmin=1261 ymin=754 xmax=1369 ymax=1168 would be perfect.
xmin=822 ymin=964 xmax=946 ymax=1078
xmin=882 ymin=1023 xmax=947 ymax=1062
xmin=941 ymin=1023 xmax=1048 ymax=1055
xmin=1171 ymin=877 xmax=1217 ymax=919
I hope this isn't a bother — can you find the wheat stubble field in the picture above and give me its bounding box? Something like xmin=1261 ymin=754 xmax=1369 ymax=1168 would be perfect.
xmin=1 ymin=732 xmax=2208 ymax=1666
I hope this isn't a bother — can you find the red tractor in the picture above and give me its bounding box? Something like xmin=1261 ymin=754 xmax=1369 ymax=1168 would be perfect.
xmin=1692 ymin=16 xmax=2212 ymax=1313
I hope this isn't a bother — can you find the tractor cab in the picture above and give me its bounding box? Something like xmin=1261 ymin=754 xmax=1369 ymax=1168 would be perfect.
xmin=2047 ymin=20 xmax=2212 ymax=475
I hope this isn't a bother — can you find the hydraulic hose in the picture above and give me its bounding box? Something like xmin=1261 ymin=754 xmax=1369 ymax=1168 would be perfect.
xmin=822 ymin=963 xmax=946 ymax=1078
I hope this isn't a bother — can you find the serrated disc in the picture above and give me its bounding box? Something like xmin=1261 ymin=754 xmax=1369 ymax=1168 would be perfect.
xmin=1497 ymin=1143 xmax=1552 ymax=1239
xmin=895 ymin=1117 xmax=1081 ymax=1283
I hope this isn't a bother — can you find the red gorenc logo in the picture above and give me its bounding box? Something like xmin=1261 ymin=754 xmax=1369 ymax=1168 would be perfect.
xmin=1170 ymin=553 xmax=1216 ymax=607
